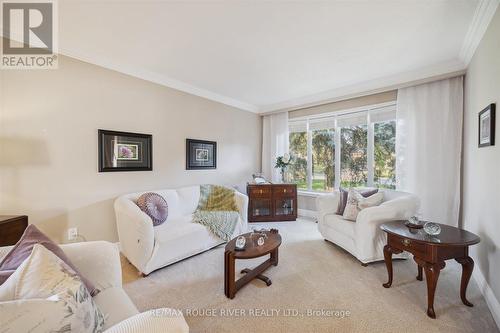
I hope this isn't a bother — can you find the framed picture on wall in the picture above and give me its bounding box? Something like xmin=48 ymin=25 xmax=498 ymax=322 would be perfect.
xmin=186 ymin=139 xmax=216 ymax=169
xmin=98 ymin=130 xmax=152 ymax=172
xmin=478 ymin=104 xmax=495 ymax=148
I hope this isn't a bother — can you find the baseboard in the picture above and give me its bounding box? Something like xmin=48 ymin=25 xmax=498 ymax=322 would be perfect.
xmin=473 ymin=265 xmax=500 ymax=329
xmin=298 ymin=209 xmax=317 ymax=219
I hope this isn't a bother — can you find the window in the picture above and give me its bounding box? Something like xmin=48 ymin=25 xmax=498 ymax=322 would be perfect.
xmin=340 ymin=124 xmax=368 ymax=187
xmin=287 ymin=104 xmax=396 ymax=192
xmin=310 ymin=118 xmax=335 ymax=192
xmin=374 ymin=120 xmax=396 ymax=189
xmin=288 ymin=121 xmax=307 ymax=190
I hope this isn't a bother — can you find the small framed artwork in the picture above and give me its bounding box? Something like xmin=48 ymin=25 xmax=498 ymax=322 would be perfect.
xmin=478 ymin=104 xmax=496 ymax=148
xmin=98 ymin=130 xmax=152 ymax=172
xmin=186 ymin=139 xmax=216 ymax=169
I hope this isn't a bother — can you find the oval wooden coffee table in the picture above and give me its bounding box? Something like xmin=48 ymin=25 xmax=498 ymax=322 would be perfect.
xmin=224 ymin=230 xmax=281 ymax=299
xmin=381 ymin=221 xmax=480 ymax=319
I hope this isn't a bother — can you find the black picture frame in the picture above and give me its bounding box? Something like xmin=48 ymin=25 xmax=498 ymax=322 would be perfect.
xmin=186 ymin=139 xmax=217 ymax=170
xmin=98 ymin=129 xmax=152 ymax=172
xmin=478 ymin=104 xmax=496 ymax=148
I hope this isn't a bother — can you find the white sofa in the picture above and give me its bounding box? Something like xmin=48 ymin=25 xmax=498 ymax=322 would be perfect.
xmin=0 ymin=241 xmax=189 ymax=332
xmin=114 ymin=185 xmax=248 ymax=276
xmin=316 ymin=189 xmax=419 ymax=264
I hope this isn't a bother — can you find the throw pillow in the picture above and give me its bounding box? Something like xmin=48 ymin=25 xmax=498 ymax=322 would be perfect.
xmin=137 ymin=192 xmax=168 ymax=226
xmin=0 ymin=244 xmax=105 ymax=333
xmin=336 ymin=188 xmax=379 ymax=215
xmin=343 ymin=189 xmax=384 ymax=221
xmin=0 ymin=224 xmax=98 ymax=296
xmin=358 ymin=191 xmax=384 ymax=210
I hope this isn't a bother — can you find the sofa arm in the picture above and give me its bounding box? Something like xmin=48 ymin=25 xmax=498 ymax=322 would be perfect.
xmin=104 ymin=309 xmax=189 ymax=333
xmin=61 ymin=241 xmax=122 ymax=290
xmin=354 ymin=195 xmax=419 ymax=261
xmin=356 ymin=195 xmax=419 ymax=227
xmin=114 ymin=197 xmax=155 ymax=275
xmin=316 ymin=192 xmax=340 ymax=223
xmin=234 ymin=191 xmax=249 ymax=226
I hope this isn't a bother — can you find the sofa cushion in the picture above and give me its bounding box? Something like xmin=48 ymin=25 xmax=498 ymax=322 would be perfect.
xmin=0 ymin=224 xmax=98 ymax=296
xmin=323 ymin=214 xmax=356 ymax=239
xmin=155 ymin=190 xmax=181 ymax=219
xmin=93 ymin=287 xmax=139 ymax=330
xmin=154 ymin=215 xmax=211 ymax=244
xmin=146 ymin=215 xmax=226 ymax=272
xmin=176 ymin=186 xmax=200 ymax=216
xmin=137 ymin=193 xmax=168 ymax=226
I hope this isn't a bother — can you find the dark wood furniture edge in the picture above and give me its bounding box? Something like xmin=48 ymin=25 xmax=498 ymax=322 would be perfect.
xmin=381 ymin=222 xmax=480 ymax=319
xmin=0 ymin=215 xmax=29 ymax=247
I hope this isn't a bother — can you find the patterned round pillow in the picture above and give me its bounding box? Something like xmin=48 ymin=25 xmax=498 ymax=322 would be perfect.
xmin=136 ymin=192 xmax=168 ymax=226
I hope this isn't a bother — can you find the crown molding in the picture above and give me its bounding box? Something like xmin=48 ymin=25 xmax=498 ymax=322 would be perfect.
xmin=459 ymin=0 xmax=499 ymax=65
xmin=259 ymin=60 xmax=466 ymax=114
xmin=59 ymin=47 xmax=260 ymax=113
xmin=0 ymin=30 xmax=259 ymax=113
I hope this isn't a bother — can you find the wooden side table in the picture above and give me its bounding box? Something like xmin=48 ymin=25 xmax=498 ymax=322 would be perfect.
xmin=0 ymin=215 xmax=28 ymax=247
xmin=381 ymin=221 xmax=480 ymax=319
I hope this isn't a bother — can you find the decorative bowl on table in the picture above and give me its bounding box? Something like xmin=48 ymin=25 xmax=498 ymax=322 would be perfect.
xmin=405 ymin=216 xmax=425 ymax=229
xmin=250 ymin=228 xmax=268 ymax=246
xmin=235 ymin=236 xmax=246 ymax=251
xmin=423 ymin=222 xmax=442 ymax=236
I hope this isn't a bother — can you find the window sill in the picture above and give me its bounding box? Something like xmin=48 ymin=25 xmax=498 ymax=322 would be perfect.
xmin=297 ymin=190 xmax=332 ymax=197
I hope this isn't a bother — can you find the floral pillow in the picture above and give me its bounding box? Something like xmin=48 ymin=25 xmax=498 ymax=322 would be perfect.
xmin=0 ymin=244 xmax=105 ymax=333
xmin=343 ymin=189 xmax=384 ymax=221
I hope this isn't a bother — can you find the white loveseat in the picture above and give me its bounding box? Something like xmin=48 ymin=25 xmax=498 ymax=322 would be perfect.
xmin=316 ymin=189 xmax=419 ymax=264
xmin=114 ymin=185 xmax=248 ymax=276
xmin=0 ymin=241 xmax=189 ymax=332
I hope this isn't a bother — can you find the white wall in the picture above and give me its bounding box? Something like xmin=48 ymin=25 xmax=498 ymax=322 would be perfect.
xmin=0 ymin=56 xmax=262 ymax=243
xmin=463 ymin=7 xmax=500 ymax=326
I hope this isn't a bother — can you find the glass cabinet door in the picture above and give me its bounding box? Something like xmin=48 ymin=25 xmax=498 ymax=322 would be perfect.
xmin=274 ymin=198 xmax=295 ymax=216
xmin=251 ymin=199 xmax=272 ymax=217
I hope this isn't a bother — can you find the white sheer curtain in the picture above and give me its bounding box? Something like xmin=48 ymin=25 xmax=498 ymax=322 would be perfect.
xmin=396 ymin=76 xmax=463 ymax=226
xmin=262 ymin=112 xmax=289 ymax=183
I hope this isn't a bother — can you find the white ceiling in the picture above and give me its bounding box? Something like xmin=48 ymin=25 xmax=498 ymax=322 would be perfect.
xmin=54 ymin=0 xmax=497 ymax=112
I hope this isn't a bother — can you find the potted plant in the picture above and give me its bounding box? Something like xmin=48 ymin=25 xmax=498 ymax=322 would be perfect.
xmin=275 ymin=153 xmax=291 ymax=183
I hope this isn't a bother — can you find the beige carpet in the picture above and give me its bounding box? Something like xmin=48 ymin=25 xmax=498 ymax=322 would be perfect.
xmin=123 ymin=219 xmax=499 ymax=333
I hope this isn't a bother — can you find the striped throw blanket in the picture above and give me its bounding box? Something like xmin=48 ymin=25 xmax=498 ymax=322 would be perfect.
xmin=192 ymin=185 xmax=239 ymax=241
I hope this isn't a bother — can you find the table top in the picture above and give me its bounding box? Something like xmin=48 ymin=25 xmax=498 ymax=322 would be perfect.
xmin=381 ymin=221 xmax=480 ymax=246
xmin=0 ymin=215 xmax=28 ymax=224
xmin=225 ymin=231 xmax=281 ymax=259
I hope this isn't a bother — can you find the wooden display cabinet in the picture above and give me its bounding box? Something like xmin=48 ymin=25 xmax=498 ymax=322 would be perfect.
xmin=247 ymin=184 xmax=297 ymax=222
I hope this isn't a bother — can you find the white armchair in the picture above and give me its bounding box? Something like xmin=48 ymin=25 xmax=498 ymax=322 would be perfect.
xmin=316 ymin=189 xmax=419 ymax=264
xmin=0 ymin=241 xmax=188 ymax=332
